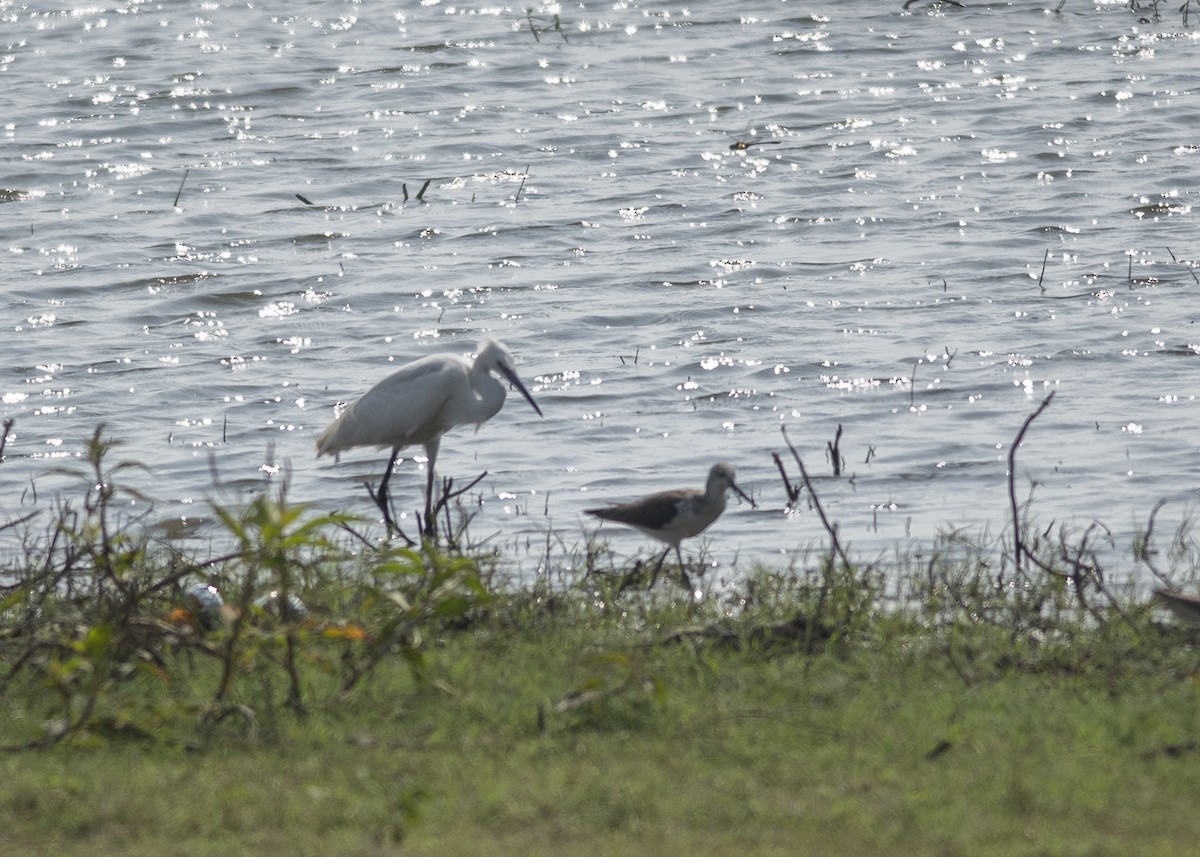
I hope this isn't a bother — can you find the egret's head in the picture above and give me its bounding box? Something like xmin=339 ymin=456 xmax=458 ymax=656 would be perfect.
xmin=476 ymin=338 xmax=542 ymax=417
xmin=475 ymin=338 xmax=515 ymax=373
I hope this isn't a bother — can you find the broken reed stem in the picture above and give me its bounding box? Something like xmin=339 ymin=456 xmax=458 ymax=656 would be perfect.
xmin=440 ymin=471 xmax=487 ymax=508
xmin=1071 ymin=520 xmax=1133 ymax=627
xmin=1166 ymin=246 xmax=1200 ymax=284
xmin=334 ymin=520 xmax=382 ymax=552
xmin=552 ymin=14 xmax=568 ymax=42
xmin=771 ymin=451 xmax=801 ymax=505
xmin=427 ymin=471 xmax=488 ymax=543
xmin=0 ymin=417 xmax=13 ymax=460
xmin=364 ymin=480 xmax=416 ymax=546
xmin=1007 ymin=391 xmax=1055 ymax=579
xmin=1136 ymin=497 xmax=1172 ymax=587
xmin=826 ymin=424 xmax=843 ymax=477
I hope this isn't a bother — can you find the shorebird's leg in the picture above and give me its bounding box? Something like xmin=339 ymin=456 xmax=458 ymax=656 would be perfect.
xmin=675 ymin=546 xmax=694 ymax=592
xmin=650 ymin=547 xmax=671 ymax=588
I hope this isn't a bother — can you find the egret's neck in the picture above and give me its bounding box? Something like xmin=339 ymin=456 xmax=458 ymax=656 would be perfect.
xmin=475 ymin=370 xmax=508 ymax=421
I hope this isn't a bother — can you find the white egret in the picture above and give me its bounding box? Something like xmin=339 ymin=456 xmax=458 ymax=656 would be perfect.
xmin=316 ymin=338 xmax=542 ymax=536
xmin=586 ymin=462 xmax=754 ymax=590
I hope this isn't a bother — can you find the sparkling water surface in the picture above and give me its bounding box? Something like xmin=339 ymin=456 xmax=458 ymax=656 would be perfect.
xmin=3 ymin=1 xmax=1199 ymax=584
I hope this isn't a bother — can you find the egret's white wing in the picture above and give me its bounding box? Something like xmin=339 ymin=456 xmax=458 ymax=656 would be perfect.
xmin=316 ymin=354 xmax=469 ymax=455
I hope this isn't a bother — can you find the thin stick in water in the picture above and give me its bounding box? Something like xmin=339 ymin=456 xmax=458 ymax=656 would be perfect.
xmin=514 ymin=166 xmax=530 ymax=203
xmin=173 ymin=168 xmax=190 ymax=208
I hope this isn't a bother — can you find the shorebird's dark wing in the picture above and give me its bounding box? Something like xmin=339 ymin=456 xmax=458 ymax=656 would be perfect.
xmin=585 ymin=489 xmax=691 ymax=532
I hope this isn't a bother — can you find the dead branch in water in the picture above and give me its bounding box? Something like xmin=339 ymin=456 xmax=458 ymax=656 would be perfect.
xmin=1008 ymin=391 xmax=1055 ymax=579
xmin=826 ymin=424 xmax=844 ymax=477
xmin=780 ymin=425 xmax=852 ymax=572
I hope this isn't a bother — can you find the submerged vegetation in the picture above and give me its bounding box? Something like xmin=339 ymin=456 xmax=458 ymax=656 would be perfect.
xmin=2 ymin=419 xmax=1200 ymax=854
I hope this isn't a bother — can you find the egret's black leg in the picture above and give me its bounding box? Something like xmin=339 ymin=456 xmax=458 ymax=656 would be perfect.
xmin=374 ymin=447 xmax=401 ymax=530
xmin=421 ymin=441 xmax=442 ymax=541
xmin=422 ymin=464 xmax=436 ymax=539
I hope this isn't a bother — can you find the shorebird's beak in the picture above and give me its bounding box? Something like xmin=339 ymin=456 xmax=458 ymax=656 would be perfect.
xmin=732 ymin=481 xmax=756 ymax=509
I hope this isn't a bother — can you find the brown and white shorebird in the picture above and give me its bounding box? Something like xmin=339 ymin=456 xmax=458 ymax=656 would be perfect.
xmin=1153 ymin=588 xmax=1200 ymax=628
xmin=586 ymin=462 xmax=755 ymax=590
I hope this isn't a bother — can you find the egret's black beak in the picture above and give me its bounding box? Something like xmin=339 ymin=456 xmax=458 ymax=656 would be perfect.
xmin=501 ymin=365 xmax=543 ymax=418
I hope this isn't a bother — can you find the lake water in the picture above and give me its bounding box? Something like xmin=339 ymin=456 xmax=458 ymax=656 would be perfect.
xmin=2 ymin=0 xmax=1199 ymax=587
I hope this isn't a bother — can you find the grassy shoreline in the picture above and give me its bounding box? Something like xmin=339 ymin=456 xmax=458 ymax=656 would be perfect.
xmin=4 ymin=590 xmax=1200 ymax=856
xmin=3 ymin=427 xmax=1200 ymax=854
